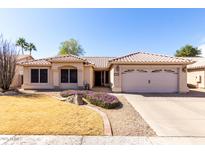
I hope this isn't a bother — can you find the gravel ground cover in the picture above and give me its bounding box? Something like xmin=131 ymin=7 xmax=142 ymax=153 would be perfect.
xmin=92 ymin=95 xmax=156 ymax=136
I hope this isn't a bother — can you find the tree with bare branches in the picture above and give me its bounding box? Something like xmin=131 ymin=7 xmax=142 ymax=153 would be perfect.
xmin=0 ymin=35 xmax=17 ymax=91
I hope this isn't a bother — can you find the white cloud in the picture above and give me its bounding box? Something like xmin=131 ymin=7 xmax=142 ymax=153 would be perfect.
xmin=198 ymin=44 xmax=205 ymax=57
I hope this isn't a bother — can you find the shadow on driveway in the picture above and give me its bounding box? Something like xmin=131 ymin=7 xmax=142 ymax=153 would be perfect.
xmin=123 ymin=89 xmax=205 ymax=98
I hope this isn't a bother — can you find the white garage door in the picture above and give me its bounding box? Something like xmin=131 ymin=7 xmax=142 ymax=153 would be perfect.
xmin=122 ymin=68 xmax=178 ymax=93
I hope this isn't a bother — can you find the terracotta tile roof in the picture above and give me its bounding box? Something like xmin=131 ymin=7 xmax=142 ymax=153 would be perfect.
xmin=21 ymin=59 xmax=52 ymax=66
xmin=186 ymin=57 xmax=205 ymax=69
xmin=109 ymin=52 xmax=193 ymax=65
xmin=20 ymin=54 xmax=92 ymax=66
xmin=20 ymin=52 xmax=194 ymax=67
xmin=84 ymin=57 xmax=115 ymax=69
xmin=17 ymin=55 xmax=33 ymax=62
xmin=48 ymin=54 xmax=87 ymax=62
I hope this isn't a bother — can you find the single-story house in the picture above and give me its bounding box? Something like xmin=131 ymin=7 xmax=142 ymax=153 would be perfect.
xmin=187 ymin=57 xmax=205 ymax=88
xmin=19 ymin=52 xmax=193 ymax=93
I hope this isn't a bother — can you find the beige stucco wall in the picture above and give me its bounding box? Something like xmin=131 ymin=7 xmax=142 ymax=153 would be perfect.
xmin=187 ymin=69 xmax=205 ymax=88
xmin=109 ymin=66 xmax=114 ymax=89
xmin=10 ymin=65 xmax=23 ymax=88
xmin=22 ymin=66 xmax=53 ymax=89
xmin=21 ymin=61 xmax=189 ymax=93
xmin=51 ymin=63 xmax=84 ymax=89
xmin=22 ymin=62 xmax=94 ymax=90
xmin=178 ymin=65 xmax=189 ymax=93
xmin=110 ymin=64 xmax=189 ymax=93
xmin=84 ymin=66 xmax=94 ymax=89
xmin=11 ymin=56 xmax=34 ymax=88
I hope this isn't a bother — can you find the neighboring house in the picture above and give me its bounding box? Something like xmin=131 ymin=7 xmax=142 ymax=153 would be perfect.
xmin=11 ymin=55 xmax=34 ymax=88
xmin=187 ymin=57 xmax=205 ymax=88
xmin=19 ymin=52 xmax=193 ymax=93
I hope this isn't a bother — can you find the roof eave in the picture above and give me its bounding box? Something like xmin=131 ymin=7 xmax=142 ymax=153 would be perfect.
xmin=21 ymin=64 xmax=52 ymax=67
xmin=108 ymin=61 xmax=194 ymax=65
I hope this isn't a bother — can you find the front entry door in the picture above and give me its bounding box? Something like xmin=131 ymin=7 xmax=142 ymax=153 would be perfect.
xmin=95 ymin=71 xmax=102 ymax=86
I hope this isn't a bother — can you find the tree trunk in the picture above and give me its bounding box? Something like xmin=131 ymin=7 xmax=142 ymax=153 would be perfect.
xmin=22 ymin=47 xmax=24 ymax=55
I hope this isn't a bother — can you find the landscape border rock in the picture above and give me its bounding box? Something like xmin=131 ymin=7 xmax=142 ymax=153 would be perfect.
xmin=84 ymin=105 xmax=112 ymax=136
xmin=0 ymin=90 xmax=20 ymax=96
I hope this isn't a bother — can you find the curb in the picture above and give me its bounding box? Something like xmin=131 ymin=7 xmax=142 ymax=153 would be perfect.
xmin=84 ymin=105 xmax=112 ymax=136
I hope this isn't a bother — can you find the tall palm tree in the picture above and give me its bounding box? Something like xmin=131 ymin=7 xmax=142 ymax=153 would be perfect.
xmin=16 ymin=37 xmax=27 ymax=55
xmin=26 ymin=43 xmax=37 ymax=55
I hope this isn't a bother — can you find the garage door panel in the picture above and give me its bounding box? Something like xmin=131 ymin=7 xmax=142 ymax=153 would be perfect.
xmin=122 ymin=72 xmax=149 ymax=92
xmin=122 ymin=68 xmax=178 ymax=93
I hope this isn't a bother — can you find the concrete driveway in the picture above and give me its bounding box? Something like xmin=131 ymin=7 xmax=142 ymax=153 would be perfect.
xmin=123 ymin=90 xmax=205 ymax=136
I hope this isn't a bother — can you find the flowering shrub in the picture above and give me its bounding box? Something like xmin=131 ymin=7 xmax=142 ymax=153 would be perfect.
xmin=60 ymin=90 xmax=120 ymax=109
xmin=85 ymin=92 xmax=120 ymax=109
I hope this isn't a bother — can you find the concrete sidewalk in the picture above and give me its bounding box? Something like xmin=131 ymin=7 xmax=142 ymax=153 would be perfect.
xmin=1 ymin=135 xmax=205 ymax=145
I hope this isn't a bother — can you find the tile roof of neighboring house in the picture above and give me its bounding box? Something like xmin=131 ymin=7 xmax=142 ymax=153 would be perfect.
xmin=186 ymin=57 xmax=205 ymax=69
xmin=109 ymin=52 xmax=194 ymax=65
xmin=84 ymin=57 xmax=115 ymax=69
xmin=17 ymin=55 xmax=33 ymax=62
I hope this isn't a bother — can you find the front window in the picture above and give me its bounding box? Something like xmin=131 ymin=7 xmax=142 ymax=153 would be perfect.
xmin=70 ymin=69 xmax=77 ymax=83
xmin=31 ymin=69 xmax=48 ymax=83
xmin=31 ymin=69 xmax=39 ymax=83
xmin=61 ymin=69 xmax=69 ymax=83
xmin=61 ymin=69 xmax=77 ymax=83
xmin=40 ymin=69 xmax=48 ymax=83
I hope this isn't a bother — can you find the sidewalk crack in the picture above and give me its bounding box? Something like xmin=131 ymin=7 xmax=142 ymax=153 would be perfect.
xmin=80 ymin=136 xmax=83 ymax=145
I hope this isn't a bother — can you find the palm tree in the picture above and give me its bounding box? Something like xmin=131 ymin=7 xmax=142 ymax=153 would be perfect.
xmin=16 ymin=37 xmax=27 ymax=55
xmin=26 ymin=43 xmax=37 ymax=55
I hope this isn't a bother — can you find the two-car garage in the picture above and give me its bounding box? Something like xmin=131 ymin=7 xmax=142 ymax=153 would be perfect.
xmin=109 ymin=52 xmax=193 ymax=93
xmin=121 ymin=68 xmax=179 ymax=93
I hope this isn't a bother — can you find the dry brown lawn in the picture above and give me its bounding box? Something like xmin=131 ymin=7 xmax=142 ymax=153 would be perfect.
xmin=0 ymin=94 xmax=103 ymax=135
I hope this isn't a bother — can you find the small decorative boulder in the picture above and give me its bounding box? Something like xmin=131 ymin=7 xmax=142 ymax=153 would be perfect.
xmin=74 ymin=94 xmax=84 ymax=105
xmin=66 ymin=95 xmax=75 ymax=103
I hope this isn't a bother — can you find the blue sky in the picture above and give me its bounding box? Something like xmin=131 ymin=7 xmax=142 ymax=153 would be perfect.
xmin=0 ymin=9 xmax=205 ymax=58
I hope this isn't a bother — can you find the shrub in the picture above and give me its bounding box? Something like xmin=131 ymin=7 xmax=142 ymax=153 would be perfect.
xmin=85 ymin=92 xmax=120 ymax=109
xmin=60 ymin=90 xmax=120 ymax=109
xmin=0 ymin=35 xmax=17 ymax=91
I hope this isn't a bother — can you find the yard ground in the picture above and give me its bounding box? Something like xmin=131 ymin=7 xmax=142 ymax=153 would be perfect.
xmin=0 ymin=94 xmax=103 ymax=135
xmin=92 ymin=95 xmax=156 ymax=136
xmin=19 ymin=89 xmax=156 ymax=136
xmin=123 ymin=89 xmax=205 ymax=136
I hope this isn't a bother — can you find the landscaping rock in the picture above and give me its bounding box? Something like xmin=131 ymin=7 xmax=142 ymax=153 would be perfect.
xmin=66 ymin=95 xmax=75 ymax=103
xmin=64 ymin=94 xmax=84 ymax=105
xmin=4 ymin=91 xmax=19 ymax=96
xmin=74 ymin=94 xmax=84 ymax=105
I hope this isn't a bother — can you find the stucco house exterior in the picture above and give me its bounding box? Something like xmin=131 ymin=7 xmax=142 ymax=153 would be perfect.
xmin=11 ymin=55 xmax=34 ymax=88
xmin=19 ymin=52 xmax=193 ymax=93
xmin=187 ymin=57 xmax=205 ymax=88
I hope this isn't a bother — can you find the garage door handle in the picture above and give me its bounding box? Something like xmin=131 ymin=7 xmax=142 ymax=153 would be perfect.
xmin=148 ymin=80 xmax=151 ymax=84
